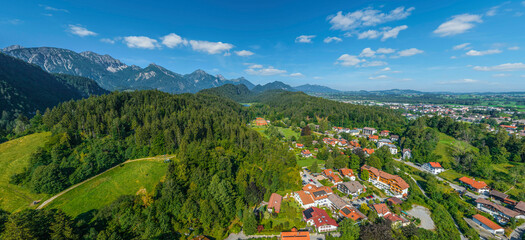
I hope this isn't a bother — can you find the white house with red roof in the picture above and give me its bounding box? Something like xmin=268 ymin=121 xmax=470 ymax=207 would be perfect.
xmin=422 ymin=162 xmax=445 ymax=175
xmin=293 ymin=184 xmax=333 ymax=209
xmin=302 ymin=207 xmax=338 ymax=232
xmin=301 ymin=150 xmax=313 ymax=158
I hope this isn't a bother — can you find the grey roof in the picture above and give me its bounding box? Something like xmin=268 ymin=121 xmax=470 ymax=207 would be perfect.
xmin=490 ymin=190 xmax=508 ymax=200
xmin=313 ymin=190 xmax=327 ymax=197
xmin=340 ymin=181 xmax=365 ymax=193
xmin=476 ymin=198 xmax=520 ymax=218
xmin=327 ymin=194 xmax=349 ymax=209
xmin=516 ymin=201 xmax=525 ymax=212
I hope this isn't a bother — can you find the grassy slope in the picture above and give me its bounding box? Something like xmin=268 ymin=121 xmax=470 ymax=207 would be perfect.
xmin=47 ymin=159 xmax=169 ymax=216
xmin=0 ymin=132 xmax=51 ymax=212
xmin=433 ymin=132 xmax=478 ymax=167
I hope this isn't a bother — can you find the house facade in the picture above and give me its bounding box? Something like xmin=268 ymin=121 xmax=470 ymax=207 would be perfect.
xmin=422 ymin=162 xmax=445 ymax=175
xmin=475 ymin=198 xmax=523 ymax=224
xmin=363 ymin=127 xmax=377 ymax=135
xmin=472 ymin=214 xmax=505 ymax=235
xmin=459 ymin=176 xmax=489 ymax=194
xmin=302 ymin=207 xmax=338 ymax=232
xmin=337 ymin=181 xmax=365 ymax=197
xmin=361 ymin=165 xmax=409 ymax=198
xmin=338 ymin=168 xmax=356 ymax=181
xmin=322 ymin=169 xmax=342 ymax=184
xmin=294 ymin=184 xmax=333 ymax=209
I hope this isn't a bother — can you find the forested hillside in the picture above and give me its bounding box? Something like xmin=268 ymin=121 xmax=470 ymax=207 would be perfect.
xmin=5 ymin=90 xmax=298 ymax=238
xmin=0 ymin=53 xmax=108 ymax=143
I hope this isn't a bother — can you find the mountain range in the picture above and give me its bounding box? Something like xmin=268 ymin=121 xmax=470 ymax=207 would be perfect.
xmin=1 ymin=45 xmax=342 ymax=94
xmin=0 ymin=52 xmax=108 ymax=116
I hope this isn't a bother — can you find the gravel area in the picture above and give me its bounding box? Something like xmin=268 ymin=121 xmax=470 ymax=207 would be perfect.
xmin=407 ymin=205 xmax=435 ymax=230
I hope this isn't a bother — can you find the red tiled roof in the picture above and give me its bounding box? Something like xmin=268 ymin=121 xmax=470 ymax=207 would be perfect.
xmin=473 ymin=214 xmax=503 ymax=231
xmin=368 ymin=135 xmax=379 ymax=139
xmin=296 ymin=143 xmax=304 ymax=147
xmin=301 ymin=150 xmax=312 ymax=155
xmin=303 ymin=207 xmax=338 ymax=228
xmin=280 ymin=227 xmax=310 ymax=240
xmin=429 ymin=162 xmax=442 ymax=168
xmin=373 ymin=203 xmax=390 ymax=216
xmin=363 ymin=148 xmax=375 ymax=154
xmin=361 ymin=165 xmax=410 ymax=190
xmin=500 ymin=125 xmax=517 ymax=129
xmin=459 ymin=177 xmax=488 ymax=190
xmin=295 ymin=191 xmax=314 ymax=205
xmin=268 ymin=193 xmax=283 ymax=213
xmin=339 ymin=168 xmax=355 ymax=177
xmin=384 ymin=213 xmax=404 ymax=223
xmin=339 ymin=206 xmax=365 ymax=221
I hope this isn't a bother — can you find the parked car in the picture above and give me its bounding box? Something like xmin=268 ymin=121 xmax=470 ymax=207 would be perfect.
xmin=366 ymin=195 xmax=374 ymax=199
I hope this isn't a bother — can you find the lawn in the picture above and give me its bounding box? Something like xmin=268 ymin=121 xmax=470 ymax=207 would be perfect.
xmin=258 ymin=199 xmax=306 ymax=234
xmin=0 ymin=132 xmax=51 ymax=212
xmin=433 ymin=132 xmax=478 ymax=167
xmin=296 ymin=157 xmax=318 ymax=168
xmin=250 ymin=125 xmax=300 ymax=140
xmin=46 ymin=159 xmax=169 ymax=216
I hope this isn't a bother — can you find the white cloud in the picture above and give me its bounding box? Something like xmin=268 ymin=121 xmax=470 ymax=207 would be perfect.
xmin=295 ymin=35 xmax=316 ymax=43
xmin=161 ymin=33 xmax=187 ymax=48
xmin=492 ymin=73 xmax=510 ymax=77
xmin=439 ymin=79 xmax=478 ymax=84
xmin=189 ymin=40 xmax=233 ymax=54
xmin=473 ymin=63 xmax=525 ymax=71
xmin=381 ymin=25 xmax=408 ymax=41
xmin=433 ymin=14 xmax=483 ymax=37
xmin=336 ymin=54 xmax=364 ymax=66
xmin=1 ymin=19 xmax=23 ymax=25
xmin=508 ymin=46 xmax=520 ymax=50
xmin=40 ymin=4 xmax=69 ymax=13
xmin=324 ymin=36 xmax=342 ymax=43
xmin=450 ymin=56 xmax=457 ymax=59
xmin=369 ymin=75 xmax=388 ymax=80
xmin=453 ymin=43 xmax=471 ymax=50
xmin=358 ymin=30 xmax=381 ymax=39
xmin=359 ymin=48 xmax=376 ymax=57
xmin=100 ymin=38 xmax=115 ymax=44
xmin=381 ymin=67 xmax=391 ymax=71
xmin=343 ymin=32 xmax=353 ymax=37
xmin=465 ymin=49 xmax=501 ymax=56
xmin=377 ymin=48 xmax=396 ymax=54
xmin=234 ymin=50 xmax=254 ymax=56
xmin=290 ymin=73 xmax=304 ymax=77
xmin=245 ymin=66 xmax=287 ymax=76
xmin=68 ymin=25 xmax=97 ymax=37
xmin=247 ymin=64 xmax=263 ymax=69
xmin=486 ymin=6 xmax=498 ymax=16
xmin=522 ymin=75 xmax=525 ymax=78
xmin=362 ymin=61 xmax=387 ymax=67
xmin=313 ymin=76 xmax=323 ymax=80
xmin=123 ymin=36 xmax=159 ymax=49
xmin=396 ymin=48 xmax=424 ymax=57
xmin=328 ymin=6 xmax=415 ymax=31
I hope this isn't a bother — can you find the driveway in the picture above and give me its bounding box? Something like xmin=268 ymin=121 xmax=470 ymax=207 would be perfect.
xmin=510 ymin=222 xmax=525 ymax=240
xmin=301 ymin=168 xmax=322 ymax=187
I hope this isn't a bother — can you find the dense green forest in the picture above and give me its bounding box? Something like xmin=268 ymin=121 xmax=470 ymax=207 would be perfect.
xmin=0 ymin=53 xmax=108 ymax=143
xmin=4 ymin=90 xmax=299 ymax=238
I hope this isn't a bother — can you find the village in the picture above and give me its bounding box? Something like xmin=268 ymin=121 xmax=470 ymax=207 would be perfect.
xmin=242 ymin=118 xmax=525 ymax=240
xmin=340 ymin=100 xmax=525 ymax=137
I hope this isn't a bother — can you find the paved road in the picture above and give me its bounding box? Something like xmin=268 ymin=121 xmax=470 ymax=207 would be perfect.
xmin=510 ymin=222 xmax=525 ymax=240
xmin=37 ymin=155 xmax=173 ymax=209
xmin=301 ymin=168 xmax=322 ymax=187
xmin=225 ymin=231 xmax=326 ymax=240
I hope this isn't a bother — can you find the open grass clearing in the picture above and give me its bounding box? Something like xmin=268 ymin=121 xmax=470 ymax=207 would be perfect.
xmin=0 ymin=132 xmax=51 ymax=212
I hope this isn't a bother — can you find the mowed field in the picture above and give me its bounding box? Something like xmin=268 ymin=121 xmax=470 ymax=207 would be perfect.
xmin=46 ymin=159 xmax=169 ymax=216
xmin=0 ymin=132 xmax=51 ymax=212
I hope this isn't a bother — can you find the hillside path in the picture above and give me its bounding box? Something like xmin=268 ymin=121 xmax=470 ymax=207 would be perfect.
xmin=36 ymin=155 xmax=174 ymax=210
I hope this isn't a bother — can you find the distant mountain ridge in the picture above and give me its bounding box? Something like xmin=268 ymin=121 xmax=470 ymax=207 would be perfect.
xmin=0 ymin=53 xmax=108 ymax=116
xmin=1 ymin=45 xmax=255 ymax=93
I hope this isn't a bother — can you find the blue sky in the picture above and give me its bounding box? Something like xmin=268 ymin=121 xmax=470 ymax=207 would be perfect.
xmin=1 ymin=0 xmax=525 ymax=92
